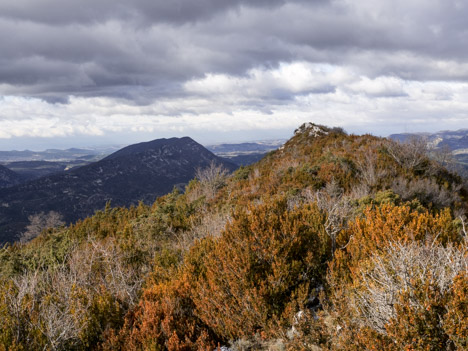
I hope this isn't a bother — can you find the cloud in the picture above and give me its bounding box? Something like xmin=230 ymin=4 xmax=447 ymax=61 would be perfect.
xmin=0 ymin=0 xmax=314 ymax=26
xmin=1 ymin=62 xmax=467 ymax=144
xmin=0 ymin=0 xmax=467 ymax=146
xmin=184 ymin=62 xmax=341 ymax=102
xmin=1 ymin=0 xmax=468 ymax=99
xmin=346 ymin=76 xmax=407 ymax=97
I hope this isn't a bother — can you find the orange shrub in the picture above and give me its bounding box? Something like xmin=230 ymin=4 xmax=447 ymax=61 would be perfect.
xmin=326 ymin=204 xmax=466 ymax=350
xmin=190 ymin=197 xmax=331 ymax=340
xmin=103 ymin=269 xmax=215 ymax=351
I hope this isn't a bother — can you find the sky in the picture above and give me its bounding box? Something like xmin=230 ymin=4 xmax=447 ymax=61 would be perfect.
xmin=1 ymin=0 xmax=468 ymax=150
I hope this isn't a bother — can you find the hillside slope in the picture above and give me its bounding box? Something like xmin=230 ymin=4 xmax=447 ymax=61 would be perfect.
xmin=0 ymin=137 xmax=236 ymax=242
xmin=2 ymin=160 xmax=94 ymax=182
xmin=0 ymin=123 xmax=465 ymax=351
xmin=0 ymin=165 xmax=23 ymax=188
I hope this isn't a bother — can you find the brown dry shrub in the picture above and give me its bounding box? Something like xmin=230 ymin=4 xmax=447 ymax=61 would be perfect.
xmin=190 ymin=197 xmax=331 ymax=340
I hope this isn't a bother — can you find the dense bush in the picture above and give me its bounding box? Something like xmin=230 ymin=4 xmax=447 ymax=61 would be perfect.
xmin=322 ymin=205 xmax=467 ymax=350
xmin=191 ymin=197 xmax=331 ymax=340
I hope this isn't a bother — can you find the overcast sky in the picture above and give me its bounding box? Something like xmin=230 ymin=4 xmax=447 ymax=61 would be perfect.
xmin=1 ymin=0 xmax=467 ymax=149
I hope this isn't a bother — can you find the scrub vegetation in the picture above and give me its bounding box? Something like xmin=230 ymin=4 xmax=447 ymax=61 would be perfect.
xmin=0 ymin=123 xmax=466 ymax=351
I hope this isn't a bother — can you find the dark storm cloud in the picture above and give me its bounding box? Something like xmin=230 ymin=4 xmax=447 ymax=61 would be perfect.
xmin=1 ymin=0 xmax=468 ymax=103
xmin=0 ymin=0 xmax=314 ymax=25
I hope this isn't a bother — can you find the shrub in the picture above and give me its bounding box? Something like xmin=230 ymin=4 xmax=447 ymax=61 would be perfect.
xmin=103 ymin=247 xmax=216 ymax=351
xmin=325 ymin=205 xmax=466 ymax=350
xmin=191 ymin=197 xmax=331 ymax=340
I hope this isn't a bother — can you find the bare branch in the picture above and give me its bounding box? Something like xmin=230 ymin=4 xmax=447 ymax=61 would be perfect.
xmin=20 ymin=211 xmax=65 ymax=243
xmin=354 ymin=241 xmax=467 ymax=333
xmin=195 ymin=161 xmax=229 ymax=200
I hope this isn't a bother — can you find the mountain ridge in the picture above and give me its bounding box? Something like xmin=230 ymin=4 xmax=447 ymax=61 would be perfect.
xmin=0 ymin=123 xmax=465 ymax=350
xmin=389 ymin=128 xmax=468 ymax=151
xmin=0 ymin=136 xmax=237 ymax=243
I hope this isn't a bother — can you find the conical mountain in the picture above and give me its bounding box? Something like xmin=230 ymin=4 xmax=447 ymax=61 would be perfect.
xmin=0 ymin=137 xmax=237 ymax=242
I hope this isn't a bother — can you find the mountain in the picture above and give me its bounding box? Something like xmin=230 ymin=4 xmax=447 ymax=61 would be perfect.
xmin=0 ymin=147 xmax=117 ymax=162
xmin=0 ymin=137 xmax=237 ymax=243
xmin=389 ymin=128 xmax=468 ymax=153
xmin=219 ymin=153 xmax=267 ymax=166
xmin=206 ymin=140 xmax=285 ymax=154
xmin=389 ymin=129 xmax=468 ymax=151
xmin=0 ymin=124 xmax=466 ymax=350
xmin=390 ymin=129 xmax=468 ymax=173
xmin=206 ymin=140 xmax=285 ymax=166
xmin=2 ymin=160 xmax=93 ymax=182
xmin=0 ymin=165 xmax=23 ymax=188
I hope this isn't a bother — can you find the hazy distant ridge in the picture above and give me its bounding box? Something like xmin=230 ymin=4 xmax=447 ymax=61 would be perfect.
xmin=389 ymin=129 xmax=468 ymax=152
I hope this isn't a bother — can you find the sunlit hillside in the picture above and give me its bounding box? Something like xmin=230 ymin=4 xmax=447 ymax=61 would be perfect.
xmin=0 ymin=123 xmax=466 ymax=350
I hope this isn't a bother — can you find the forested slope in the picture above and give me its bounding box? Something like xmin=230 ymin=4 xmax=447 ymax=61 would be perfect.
xmin=0 ymin=165 xmax=23 ymax=188
xmin=0 ymin=123 xmax=466 ymax=350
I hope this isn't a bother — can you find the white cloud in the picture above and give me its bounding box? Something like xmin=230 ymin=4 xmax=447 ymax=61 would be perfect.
xmin=346 ymin=76 xmax=406 ymax=97
xmin=1 ymin=61 xmax=467 ymax=145
xmin=1 ymin=0 xmax=468 ymax=148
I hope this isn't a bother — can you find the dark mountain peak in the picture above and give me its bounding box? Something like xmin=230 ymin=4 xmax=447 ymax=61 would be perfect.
xmin=0 ymin=136 xmax=237 ymax=243
xmin=103 ymin=136 xmax=200 ymax=161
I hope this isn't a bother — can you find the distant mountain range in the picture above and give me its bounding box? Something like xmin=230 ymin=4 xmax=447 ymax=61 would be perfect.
xmin=0 ymin=142 xmax=282 ymax=182
xmin=2 ymin=160 xmax=92 ymax=182
xmin=206 ymin=140 xmax=285 ymax=154
xmin=0 ymin=147 xmax=118 ymax=184
xmin=389 ymin=129 xmax=468 ymax=151
xmin=0 ymin=137 xmax=237 ymax=243
xmin=0 ymin=147 xmax=117 ymax=162
xmin=389 ymin=129 xmax=468 ymax=171
xmin=206 ymin=140 xmax=285 ymax=166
